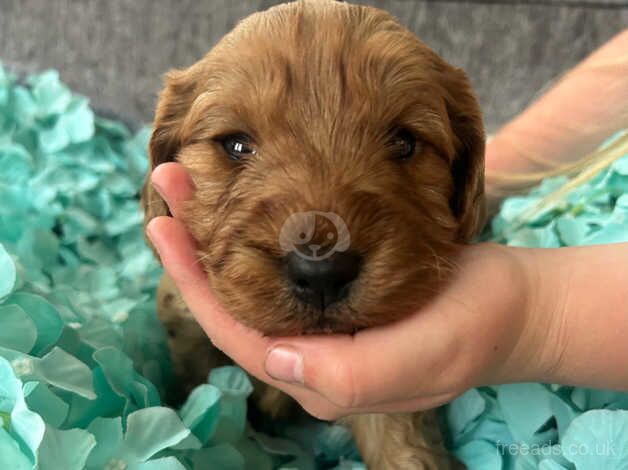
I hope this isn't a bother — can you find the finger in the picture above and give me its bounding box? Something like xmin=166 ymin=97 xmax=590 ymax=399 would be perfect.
xmin=146 ymin=215 xmax=268 ymax=361
xmin=151 ymin=162 xmax=195 ymax=219
xmin=145 ymin=215 xmax=321 ymax=400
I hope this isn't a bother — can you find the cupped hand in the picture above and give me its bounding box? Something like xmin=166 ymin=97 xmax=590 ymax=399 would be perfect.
xmin=146 ymin=162 xmax=545 ymax=420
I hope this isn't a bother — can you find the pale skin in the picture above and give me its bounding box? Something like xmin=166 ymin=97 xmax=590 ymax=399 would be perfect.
xmin=146 ymin=30 xmax=628 ymax=421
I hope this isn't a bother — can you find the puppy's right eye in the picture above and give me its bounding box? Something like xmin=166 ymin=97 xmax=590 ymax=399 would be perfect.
xmin=390 ymin=128 xmax=418 ymax=161
xmin=219 ymin=133 xmax=257 ymax=161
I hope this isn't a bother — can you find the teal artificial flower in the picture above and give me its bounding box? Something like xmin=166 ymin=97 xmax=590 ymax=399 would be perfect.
xmin=85 ymin=408 xmax=190 ymax=470
xmin=0 ymin=357 xmax=45 ymax=469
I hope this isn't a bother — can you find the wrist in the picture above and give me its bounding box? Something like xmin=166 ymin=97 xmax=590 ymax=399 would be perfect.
xmin=491 ymin=246 xmax=564 ymax=385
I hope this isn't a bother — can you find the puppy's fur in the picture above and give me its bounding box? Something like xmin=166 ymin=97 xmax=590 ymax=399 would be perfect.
xmin=143 ymin=1 xmax=485 ymax=468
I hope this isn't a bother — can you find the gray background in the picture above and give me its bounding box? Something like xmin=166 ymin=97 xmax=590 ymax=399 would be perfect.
xmin=1 ymin=0 xmax=626 ymax=132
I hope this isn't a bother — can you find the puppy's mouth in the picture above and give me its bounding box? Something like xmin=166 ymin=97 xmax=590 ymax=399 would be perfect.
xmin=284 ymin=250 xmax=362 ymax=310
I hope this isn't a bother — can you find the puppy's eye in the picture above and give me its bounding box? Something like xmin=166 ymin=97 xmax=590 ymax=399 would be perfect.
xmin=390 ymin=129 xmax=417 ymax=161
xmin=220 ymin=133 xmax=257 ymax=161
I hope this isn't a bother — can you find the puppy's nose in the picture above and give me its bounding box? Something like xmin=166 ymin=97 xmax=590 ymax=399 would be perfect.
xmin=285 ymin=251 xmax=362 ymax=310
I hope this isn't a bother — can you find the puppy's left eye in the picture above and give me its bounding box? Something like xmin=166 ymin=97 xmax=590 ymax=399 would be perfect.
xmin=390 ymin=129 xmax=418 ymax=161
xmin=220 ymin=133 xmax=257 ymax=161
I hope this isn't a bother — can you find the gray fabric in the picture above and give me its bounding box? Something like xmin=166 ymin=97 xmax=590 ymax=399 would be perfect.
xmin=1 ymin=0 xmax=626 ymax=131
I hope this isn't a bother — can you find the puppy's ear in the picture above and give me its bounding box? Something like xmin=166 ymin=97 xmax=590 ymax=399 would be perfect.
xmin=141 ymin=67 xmax=199 ymax=224
xmin=441 ymin=67 xmax=486 ymax=241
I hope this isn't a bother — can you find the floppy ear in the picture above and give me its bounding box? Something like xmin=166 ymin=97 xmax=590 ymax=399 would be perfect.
xmin=441 ymin=67 xmax=487 ymax=241
xmin=141 ymin=67 xmax=199 ymax=225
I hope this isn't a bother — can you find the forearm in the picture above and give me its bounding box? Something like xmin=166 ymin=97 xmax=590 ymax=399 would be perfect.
xmin=485 ymin=29 xmax=628 ymax=194
xmin=512 ymin=243 xmax=628 ymax=390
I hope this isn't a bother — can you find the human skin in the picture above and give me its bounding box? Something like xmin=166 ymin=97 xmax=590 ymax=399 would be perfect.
xmin=485 ymin=28 xmax=628 ymax=201
xmin=145 ymin=29 xmax=628 ymax=421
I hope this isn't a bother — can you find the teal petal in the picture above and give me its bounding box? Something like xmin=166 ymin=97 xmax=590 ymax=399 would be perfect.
xmin=85 ymin=417 xmax=124 ymax=467
xmin=209 ymin=367 xmax=254 ymax=398
xmin=569 ymin=387 xmax=628 ymax=412
xmin=539 ymin=459 xmax=569 ymax=470
xmin=252 ymin=431 xmax=305 ymax=458
xmin=38 ymin=121 xmax=70 ymax=154
xmin=79 ymin=318 xmax=124 ymax=352
xmin=27 ymin=70 xmax=72 ymax=116
xmin=0 ymin=427 xmax=32 ymax=470
xmin=548 ymin=394 xmax=578 ymax=437
xmin=233 ymin=437 xmax=275 ymax=470
xmin=0 ymin=143 xmax=33 ymax=184
xmin=454 ymin=440 xmax=502 ymax=470
xmin=15 ymin=228 xmax=60 ymax=274
xmin=447 ymin=388 xmax=487 ymax=439
xmin=507 ymin=225 xmax=561 ymax=248
xmin=463 ymin=418 xmax=514 ymax=448
xmin=209 ymin=367 xmax=253 ymax=444
xmin=3 ymin=293 xmax=64 ymax=356
xmin=328 ymin=460 xmax=366 ymax=470
xmin=583 ymin=222 xmax=628 ymax=245
xmin=497 ymin=383 xmax=556 ymax=445
xmin=279 ymin=455 xmax=317 ymax=470
xmin=123 ymin=127 xmax=151 ymax=184
xmin=58 ymin=98 xmax=95 ymax=144
xmin=11 ymin=86 xmax=37 ymax=127
xmin=92 ymin=347 xmax=160 ymax=411
xmin=37 ymin=426 xmax=96 ymax=470
xmin=0 ymin=243 xmax=16 ymax=298
xmin=0 ymin=357 xmax=45 ymax=464
xmin=134 ymin=456 xmax=187 ymax=470
xmin=0 ymin=347 xmax=95 ymax=399
xmin=555 ymin=214 xmax=589 ymax=246
xmin=189 ymin=443 xmax=245 ymax=470
xmin=168 ymin=431 xmax=202 ymax=451
xmin=76 ymin=237 xmax=117 ymax=265
xmin=179 ymin=384 xmax=222 ymax=444
xmin=103 ymin=199 xmax=143 ymax=236
xmin=0 ymin=304 xmax=38 ymax=353
xmin=313 ymin=424 xmax=356 ymax=462
xmin=36 ymin=347 xmax=96 ymax=399
xmin=23 ymin=382 xmax=69 ymax=428
xmin=95 ymin=117 xmax=132 ymax=140
xmin=124 ymin=407 xmax=190 ymax=461
xmin=606 ymin=172 xmax=628 ymax=195
xmin=612 ymin=154 xmax=628 ymax=175
xmin=562 ymin=410 xmax=628 ymax=468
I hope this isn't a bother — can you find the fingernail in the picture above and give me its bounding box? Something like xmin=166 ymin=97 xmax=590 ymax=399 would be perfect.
xmin=265 ymin=346 xmax=304 ymax=384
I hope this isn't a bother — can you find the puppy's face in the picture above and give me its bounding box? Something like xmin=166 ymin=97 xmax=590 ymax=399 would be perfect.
xmin=144 ymin=0 xmax=485 ymax=335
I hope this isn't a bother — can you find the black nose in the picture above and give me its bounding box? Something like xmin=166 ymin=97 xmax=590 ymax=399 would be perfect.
xmin=285 ymin=251 xmax=362 ymax=310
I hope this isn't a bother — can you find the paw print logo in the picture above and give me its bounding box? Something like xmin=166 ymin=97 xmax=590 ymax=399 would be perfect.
xmin=279 ymin=211 xmax=350 ymax=261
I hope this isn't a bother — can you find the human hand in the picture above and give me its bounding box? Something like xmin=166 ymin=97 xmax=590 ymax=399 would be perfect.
xmin=146 ymin=162 xmax=555 ymax=420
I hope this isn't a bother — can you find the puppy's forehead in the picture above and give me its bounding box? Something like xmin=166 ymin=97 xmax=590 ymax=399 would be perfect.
xmin=191 ymin=1 xmax=450 ymax=144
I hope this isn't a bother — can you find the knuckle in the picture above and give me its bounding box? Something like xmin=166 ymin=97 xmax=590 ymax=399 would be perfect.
xmin=299 ymin=399 xmax=343 ymax=421
xmin=326 ymin=361 xmax=361 ymax=409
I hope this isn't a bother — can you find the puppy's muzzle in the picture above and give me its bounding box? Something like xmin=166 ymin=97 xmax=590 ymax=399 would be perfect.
xmin=285 ymin=251 xmax=362 ymax=310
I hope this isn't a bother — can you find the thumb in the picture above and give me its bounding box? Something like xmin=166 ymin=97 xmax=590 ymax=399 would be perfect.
xmin=264 ymin=310 xmax=459 ymax=409
xmin=151 ymin=162 xmax=195 ymax=219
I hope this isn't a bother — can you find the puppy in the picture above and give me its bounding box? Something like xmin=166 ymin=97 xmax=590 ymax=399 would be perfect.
xmin=143 ymin=0 xmax=485 ymax=468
